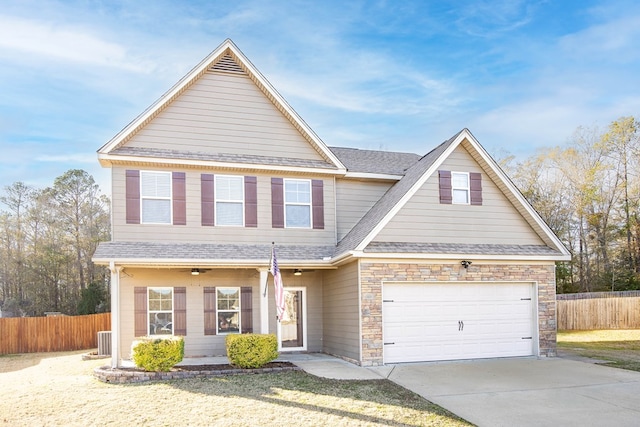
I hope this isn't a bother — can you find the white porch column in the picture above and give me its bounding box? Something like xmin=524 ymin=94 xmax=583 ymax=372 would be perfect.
xmin=109 ymin=262 xmax=122 ymax=368
xmin=259 ymin=268 xmax=269 ymax=334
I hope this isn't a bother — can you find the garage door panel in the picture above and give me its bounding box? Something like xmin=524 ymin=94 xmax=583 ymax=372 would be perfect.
xmin=383 ymin=282 xmax=535 ymax=363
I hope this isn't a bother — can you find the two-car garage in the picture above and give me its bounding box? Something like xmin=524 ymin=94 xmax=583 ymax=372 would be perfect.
xmin=382 ymin=282 xmax=537 ymax=364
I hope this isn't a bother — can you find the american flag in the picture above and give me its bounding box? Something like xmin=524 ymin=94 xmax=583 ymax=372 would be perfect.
xmin=270 ymin=247 xmax=285 ymax=321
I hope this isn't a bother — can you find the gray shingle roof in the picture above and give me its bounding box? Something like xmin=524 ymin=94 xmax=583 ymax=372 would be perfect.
xmin=93 ymin=241 xmax=335 ymax=263
xmin=334 ymin=131 xmax=462 ymax=257
xmin=364 ymin=242 xmax=563 ymax=256
xmin=110 ymin=147 xmax=338 ymax=170
xmin=329 ymin=147 xmax=421 ymax=175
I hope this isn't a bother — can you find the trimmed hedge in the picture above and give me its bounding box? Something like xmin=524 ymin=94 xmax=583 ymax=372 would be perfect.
xmin=226 ymin=334 xmax=278 ymax=369
xmin=131 ymin=336 xmax=185 ymax=372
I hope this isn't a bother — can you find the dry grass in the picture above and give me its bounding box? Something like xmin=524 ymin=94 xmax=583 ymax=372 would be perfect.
xmin=558 ymin=329 xmax=640 ymax=372
xmin=0 ymin=351 xmax=471 ymax=427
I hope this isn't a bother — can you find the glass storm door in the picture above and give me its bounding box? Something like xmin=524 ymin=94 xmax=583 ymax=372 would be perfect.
xmin=279 ymin=288 xmax=306 ymax=351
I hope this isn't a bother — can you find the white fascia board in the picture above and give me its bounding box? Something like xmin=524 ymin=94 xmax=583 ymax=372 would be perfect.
xmin=343 ymin=172 xmax=403 ymax=181
xmin=353 ymin=131 xmax=467 ymax=252
xmin=98 ymin=153 xmax=345 ymax=176
xmin=461 ymin=131 xmax=571 ymax=257
xmin=350 ymin=251 xmax=571 ymax=262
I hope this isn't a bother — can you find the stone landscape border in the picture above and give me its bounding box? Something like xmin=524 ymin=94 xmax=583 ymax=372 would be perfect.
xmin=93 ymin=363 xmax=300 ymax=384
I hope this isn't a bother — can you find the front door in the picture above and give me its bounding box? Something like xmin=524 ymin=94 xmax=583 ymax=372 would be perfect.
xmin=278 ymin=287 xmax=306 ymax=351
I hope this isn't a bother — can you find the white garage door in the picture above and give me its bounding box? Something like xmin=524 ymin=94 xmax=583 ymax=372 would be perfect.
xmin=383 ymin=282 xmax=535 ymax=363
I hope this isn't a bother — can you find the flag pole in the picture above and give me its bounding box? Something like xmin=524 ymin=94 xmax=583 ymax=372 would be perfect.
xmin=263 ymin=242 xmax=274 ymax=297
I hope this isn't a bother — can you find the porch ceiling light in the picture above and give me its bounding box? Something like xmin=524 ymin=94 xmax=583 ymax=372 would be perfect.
xmin=191 ymin=268 xmax=200 ymax=276
xmin=294 ymin=269 xmax=303 ymax=276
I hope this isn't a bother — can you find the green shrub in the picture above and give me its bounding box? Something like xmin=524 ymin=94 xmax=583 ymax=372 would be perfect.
xmin=226 ymin=334 xmax=278 ymax=369
xmin=131 ymin=336 xmax=185 ymax=372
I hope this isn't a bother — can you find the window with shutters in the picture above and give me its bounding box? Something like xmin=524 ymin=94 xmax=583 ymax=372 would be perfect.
xmin=217 ymin=287 xmax=240 ymax=334
xmin=452 ymin=172 xmax=470 ymax=204
xmin=284 ymin=179 xmax=311 ymax=228
xmin=215 ymin=175 xmax=244 ymax=226
xmin=141 ymin=171 xmax=172 ymax=224
xmin=148 ymin=288 xmax=173 ymax=335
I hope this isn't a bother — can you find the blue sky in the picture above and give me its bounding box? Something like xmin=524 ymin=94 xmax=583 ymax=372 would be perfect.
xmin=1 ymin=0 xmax=639 ymax=195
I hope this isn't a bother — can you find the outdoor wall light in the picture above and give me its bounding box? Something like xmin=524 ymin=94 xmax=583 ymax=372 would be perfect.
xmin=191 ymin=268 xmax=200 ymax=276
xmin=294 ymin=269 xmax=303 ymax=276
xmin=461 ymin=260 xmax=472 ymax=269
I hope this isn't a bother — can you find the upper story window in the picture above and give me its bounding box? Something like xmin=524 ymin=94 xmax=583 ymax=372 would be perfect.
xmin=141 ymin=171 xmax=172 ymax=224
xmin=438 ymin=170 xmax=482 ymax=206
xmin=271 ymin=178 xmax=324 ymax=229
xmin=215 ymin=175 xmax=244 ymax=226
xmin=201 ymin=174 xmax=257 ymax=228
xmin=126 ymin=169 xmax=186 ymax=225
xmin=284 ymin=179 xmax=311 ymax=228
xmin=451 ymin=172 xmax=470 ymax=205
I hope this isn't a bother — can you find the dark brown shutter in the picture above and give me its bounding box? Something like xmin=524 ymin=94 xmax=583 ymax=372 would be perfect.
xmin=204 ymin=287 xmax=217 ymax=335
xmin=241 ymin=287 xmax=253 ymax=333
xmin=271 ymin=178 xmax=284 ymax=228
xmin=174 ymin=287 xmax=187 ymax=336
xmin=470 ymin=172 xmax=483 ymax=205
xmin=312 ymin=179 xmax=324 ymax=229
xmin=172 ymin=172 xmax=186 ymax=225
xmin=439 ymin=170 xmax=452 ymax=204
xmin=201 ymin=174 xmax=214 ymax=226
xmin=244 ymin=176 xmax=257 ymax=228
xmin=126 ymin=170 xmax=141 ymax=224
xmin=134 ymin=287 xmax=147 ymax=337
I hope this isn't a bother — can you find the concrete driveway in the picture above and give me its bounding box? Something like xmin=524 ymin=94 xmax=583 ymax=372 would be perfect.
xmin=382 ymin=357 xmax=640 ymax=427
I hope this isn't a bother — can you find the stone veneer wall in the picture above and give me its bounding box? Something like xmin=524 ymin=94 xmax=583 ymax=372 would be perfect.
xmin=358 ymin=262 xmax=557 ymax=366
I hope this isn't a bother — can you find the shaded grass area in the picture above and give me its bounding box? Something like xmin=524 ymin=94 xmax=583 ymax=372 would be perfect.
xmin=558 ymin=329 xmax=640 ymax=372
xmin=0 ymin=351 xmax=472 ymax=427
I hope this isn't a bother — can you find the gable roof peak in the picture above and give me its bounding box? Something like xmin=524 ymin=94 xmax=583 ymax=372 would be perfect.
xmin=97 ymin=38 xmax=345 ymax=171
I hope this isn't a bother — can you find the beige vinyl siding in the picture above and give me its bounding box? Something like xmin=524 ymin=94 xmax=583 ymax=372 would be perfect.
xmin=118 ymin=268 xmax=260 ymax=359
xmin=374 ymin=145 xmax=545 ymax=245
xmin=112 ymin=166 xmax=336 ymax=245
xmin=336 ymin=179 xmax=393 ymax=241
xmin=322 ymin=261 xmax=360 ymax=361
xmin=126 ymin=72 xmax=325 ymax=161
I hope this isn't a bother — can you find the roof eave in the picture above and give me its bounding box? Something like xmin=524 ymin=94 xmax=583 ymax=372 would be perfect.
xmin=97 ymin=153 xmax=346 ymax=176
xmin=351 ymin=251 xmax=571 ymax=262
xmin=92 ymin=257 xmax=337 ymax=268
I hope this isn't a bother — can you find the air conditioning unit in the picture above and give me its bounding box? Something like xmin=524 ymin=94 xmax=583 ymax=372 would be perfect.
xmin=97 ymin=331 xmax=112 ymax=356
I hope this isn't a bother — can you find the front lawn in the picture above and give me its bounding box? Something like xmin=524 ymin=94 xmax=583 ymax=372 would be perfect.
xmin=0 ymin=351 xmax=471 ymax=426
xmin=557 ymin=329 xmax=640 ymax=372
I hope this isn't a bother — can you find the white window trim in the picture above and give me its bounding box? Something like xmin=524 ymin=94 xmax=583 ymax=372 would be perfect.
xmin=214 ymin=175 xmax=245 ymax=227
xmin=140 ymin=170 xmax=173 ymax=225
xmin=283 ymin=178 xmax=312 ymax=229
xmin=451 ymin=171 xmax=470 ymax=205
xmin=216 ymin=286 xmax=242 ymax=335
xmin=148 ymin=287 xmax=174 ymax=336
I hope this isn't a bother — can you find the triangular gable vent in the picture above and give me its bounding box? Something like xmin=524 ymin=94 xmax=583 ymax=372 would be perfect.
xmin=210 ymin=54 xmax=246 ymax=75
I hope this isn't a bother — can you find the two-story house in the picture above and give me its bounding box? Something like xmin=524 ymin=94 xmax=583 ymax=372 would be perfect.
xmin=93 ymin=39 xmax=570 ymax=368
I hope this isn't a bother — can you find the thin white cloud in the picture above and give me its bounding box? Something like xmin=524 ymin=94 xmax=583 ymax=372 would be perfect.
xmin=0 ymin=15 xmax=153 ymax=72
xmin=455 ymin=0 xmax=539 ymax=37
xmin=36 ymin=154 xmax=96 ymax=164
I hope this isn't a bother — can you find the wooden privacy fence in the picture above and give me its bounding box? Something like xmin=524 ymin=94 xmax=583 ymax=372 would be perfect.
xmin=557 ymin=291 xmax=640 ymax=330
xmin=0 ymin=313 xmax=111 ymax=355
